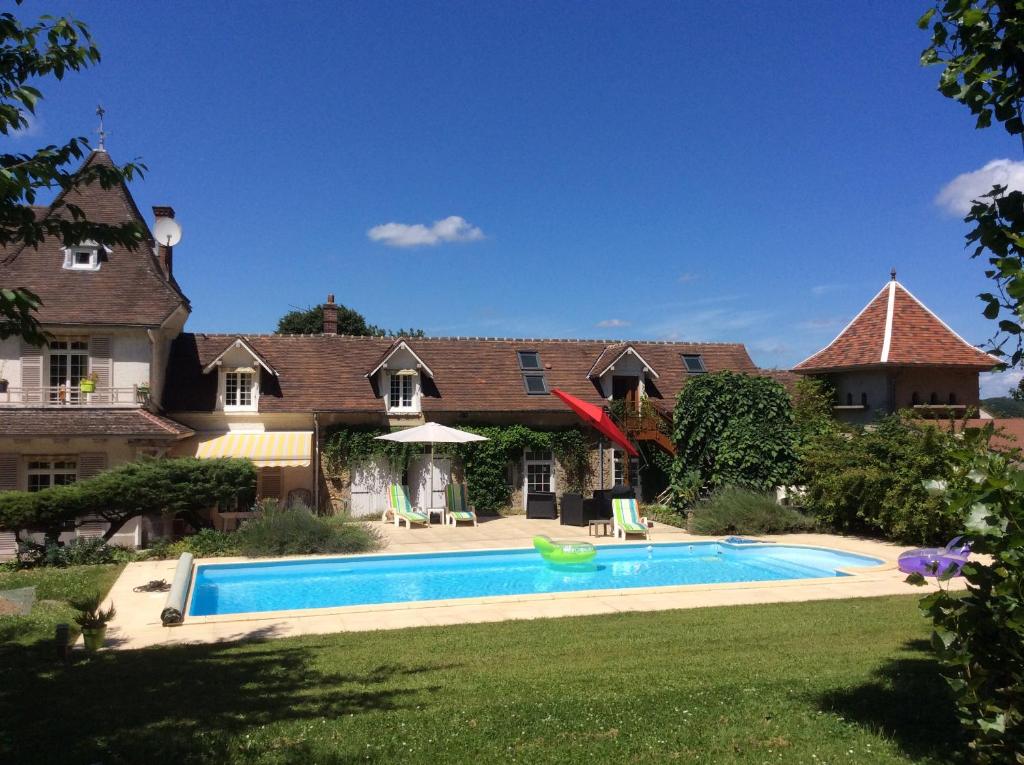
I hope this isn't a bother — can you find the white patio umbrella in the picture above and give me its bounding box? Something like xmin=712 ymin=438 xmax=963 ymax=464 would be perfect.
xmin=375 ymin=422 xmax=488 ymax=510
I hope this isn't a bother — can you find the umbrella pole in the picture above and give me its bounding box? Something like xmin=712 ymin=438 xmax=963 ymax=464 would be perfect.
xmin=430 ymin=442 xmax=435 ymax=516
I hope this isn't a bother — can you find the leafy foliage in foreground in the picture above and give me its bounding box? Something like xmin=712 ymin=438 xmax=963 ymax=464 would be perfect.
xmin=688 ymin=486 xmax=814 ymax=535
xmin=800 ymin=415 xmax=961 ymax=544
xmin=910 ymin=425 xmax=1024 ymax=764
xmin=0 ymin=458 xmax=256 ymax=547
xmin=234 ymin=501 xmax=382 ymax=557
xmin=670 ymin=371 xmax=797 ymax=497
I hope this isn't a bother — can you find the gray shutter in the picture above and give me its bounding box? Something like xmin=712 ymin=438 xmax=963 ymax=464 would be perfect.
xmin=89 ymin=335 xmax=112 ymax=403
xmin=0 ymin=454 xmax=18 ymax=491
xmin=258 ymin=467 xmax=282 ymax=501
xmin=77 ymin=453 xmax=108 ymax=481
xmin=20 ymin=340 xmax=42 ymax=403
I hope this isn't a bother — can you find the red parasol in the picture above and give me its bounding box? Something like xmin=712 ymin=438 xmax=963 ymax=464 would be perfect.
xmin=551 ymin=388 xmax=639 ymax=457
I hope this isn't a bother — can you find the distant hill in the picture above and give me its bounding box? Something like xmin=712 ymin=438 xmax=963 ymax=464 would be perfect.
xmin=981 ymin=397 xmax=1024 ymax=417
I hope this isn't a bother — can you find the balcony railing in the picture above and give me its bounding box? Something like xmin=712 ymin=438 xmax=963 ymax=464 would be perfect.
xmin=0 ymin=386 xmax=148 ymax=408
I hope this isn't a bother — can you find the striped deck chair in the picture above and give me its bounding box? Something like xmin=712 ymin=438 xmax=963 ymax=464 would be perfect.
xmin=612 ymin=497 xmax=650 ymax=539
xmin=445 ymin=483 xmax=478 ymax=526
xmin=383 ymin=484 xmax=429 ymax=528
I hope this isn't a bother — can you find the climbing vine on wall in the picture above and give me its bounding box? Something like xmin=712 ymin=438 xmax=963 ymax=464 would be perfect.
xmin=323 ymin=423 xmax=591 ymax=516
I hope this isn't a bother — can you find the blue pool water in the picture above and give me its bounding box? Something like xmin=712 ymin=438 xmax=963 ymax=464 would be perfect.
xmin=188 ymin=542 xmax=883 ymax=617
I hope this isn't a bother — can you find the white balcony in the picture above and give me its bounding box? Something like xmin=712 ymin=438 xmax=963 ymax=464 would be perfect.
xmin=0 ymin=385 xmax=148 ymax=408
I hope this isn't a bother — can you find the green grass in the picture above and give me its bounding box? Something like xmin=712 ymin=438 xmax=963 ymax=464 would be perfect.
xmin=0 ymin=592 xmax=964 ymax=764
xmin=0 ymin=564 xmax=123 ymax=648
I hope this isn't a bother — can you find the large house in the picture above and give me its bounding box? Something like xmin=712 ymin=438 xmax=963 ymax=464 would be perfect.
xmin=0 ymin=150 xmax=766 ymax=546
xmin=792 ymin=272 xmax=998 ymax=424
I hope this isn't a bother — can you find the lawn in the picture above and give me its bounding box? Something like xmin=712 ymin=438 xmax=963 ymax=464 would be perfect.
xmin=0 ymin=590 xmax=964 ymax=764
xmin=0 ymin=564 xmax=123 ymax=648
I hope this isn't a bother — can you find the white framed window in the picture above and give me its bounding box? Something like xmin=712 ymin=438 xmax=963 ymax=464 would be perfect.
xmin=48 ymin=338 xmax=89 ymax=403
xmin=613 ymin=450 xmax=640 ymax=488
xmin=62 ymin=245 xmax=101 ymax=271
xmin=26 ymin=457 xmax=77 ymax=492
xmin=387 ymin=371 xmax=419 ymax=413
xmin=219 ymin=368 xmax=258 ymax=412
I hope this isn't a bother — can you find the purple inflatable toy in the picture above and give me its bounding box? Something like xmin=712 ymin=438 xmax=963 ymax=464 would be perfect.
xmin=898 ymin=536 xmax=971 ymax=577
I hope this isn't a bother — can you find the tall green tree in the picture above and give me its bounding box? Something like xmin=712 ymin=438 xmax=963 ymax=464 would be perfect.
xmin=1 ymin=5 xmax=147 ymax=345
xmin=276 ymin=303 xmax=425 ymax=337
xmin=916 ymin=3 xmax=1024 ymax=759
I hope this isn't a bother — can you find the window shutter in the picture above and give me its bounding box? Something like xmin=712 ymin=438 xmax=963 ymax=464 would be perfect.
xmin=20 ymin=340 xmax=42 ymax=403
xmin=89 ymin=335 xmax=112 ymax=403
xmin=258 ymin=467 xmax=282 ymax=501
xmin=0 ymin=455 xmax=18 ymax=491
xmin=77 ymin=453 xmax=108 ymax=481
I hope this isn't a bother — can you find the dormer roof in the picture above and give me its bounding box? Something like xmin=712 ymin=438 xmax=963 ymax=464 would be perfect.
xmin=366 ymin=339 xmax=434 ymax=378
xmin=793 ymin=278 xmax=999 ymax=373
xmin=201 ymin=336 xmax=278 ymax=376
xmin=0 ymin=150 xmax=189 ymax=327
xmin=587 ymin=343 xmax=660 ymax=379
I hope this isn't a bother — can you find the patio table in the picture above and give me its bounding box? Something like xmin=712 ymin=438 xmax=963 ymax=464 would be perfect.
xmin=588 ymin=518 xmax=612 ymax=537
xmin=427 ymin=507 xmax=446 ymax=525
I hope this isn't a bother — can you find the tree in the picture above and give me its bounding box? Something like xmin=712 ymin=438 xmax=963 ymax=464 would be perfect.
xmin=1011 ymin=377 xmax=1024 ymax=401
xmin=1 ymin=5 xmax=147 ymax=345
xmin=276 ymin=303 xmax=425 ymax=337
xmin=669 ymin=371 xmax=797 ymax=496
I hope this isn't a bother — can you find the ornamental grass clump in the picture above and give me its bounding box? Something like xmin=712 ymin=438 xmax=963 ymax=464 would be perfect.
xmin=688 ymin=486 xmax=814 ymax=535
xmin=235 ymin=500 xmax=382 ymax=557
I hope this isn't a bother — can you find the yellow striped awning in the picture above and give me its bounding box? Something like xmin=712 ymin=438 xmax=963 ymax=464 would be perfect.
xmin=193 ymin=432 xmax=312 ymax=467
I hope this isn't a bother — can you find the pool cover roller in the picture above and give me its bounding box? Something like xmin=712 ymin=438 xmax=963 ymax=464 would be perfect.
xmin=161 ymin=552 xmax=194 ymax=626
xmin=533 ymin=535 xmax=597 ymax=565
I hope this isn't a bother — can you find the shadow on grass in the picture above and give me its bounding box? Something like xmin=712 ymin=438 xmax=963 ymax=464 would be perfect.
xmin=0 ymin=627 xmax=450 ymax=764
xmin=816 ymin=639 xmax=968 ymax=763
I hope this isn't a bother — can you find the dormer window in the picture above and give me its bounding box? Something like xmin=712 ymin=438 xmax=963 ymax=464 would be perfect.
xmin=221 ymin=367 xmax=258 ymax=412
xmin=387 ymin=370 xmax=420 ymax=413
xmin=62 ymin=245 xmax=101 ymax=271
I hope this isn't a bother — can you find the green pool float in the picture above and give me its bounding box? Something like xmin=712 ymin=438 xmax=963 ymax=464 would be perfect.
xmin=533 ymin=535 xmax=597 ymax=565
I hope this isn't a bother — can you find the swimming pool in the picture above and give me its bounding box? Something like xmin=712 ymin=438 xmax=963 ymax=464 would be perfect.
xmin=188 ymin=542 xmax=884 ymax=617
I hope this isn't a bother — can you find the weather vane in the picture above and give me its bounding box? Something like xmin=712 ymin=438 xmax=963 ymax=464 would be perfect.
xmin=95 ymin=104 xmax=107 ymax=150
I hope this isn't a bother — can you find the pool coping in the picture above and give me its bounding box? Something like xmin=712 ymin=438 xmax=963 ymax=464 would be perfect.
xmin=179 ymin=539 xmax=896 ymax=626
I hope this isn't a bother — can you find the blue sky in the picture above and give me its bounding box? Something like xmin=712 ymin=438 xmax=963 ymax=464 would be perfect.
xmin=21 ymin=1 xmax=1024 ymax=395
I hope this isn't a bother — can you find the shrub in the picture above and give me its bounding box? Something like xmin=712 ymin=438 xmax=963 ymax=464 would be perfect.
xmin=670 ymin=371 xmax=797 ymax=499
xmin=235 ymin=501 xmax=382 ymax=557
xmin=166 ymin=529 xmax=240 ymax=559
xmin=910 ymin=425 xmax=1024 ymax=763
xmin=21 ymin=537 xmax=118 ymax=568
xmin=688 ymin=486 xmax=814 ymax=535
xmin=800 ymin=414 xmax=961 ymax=544
xmin=642 ymin=503 xmax=686 ymax=528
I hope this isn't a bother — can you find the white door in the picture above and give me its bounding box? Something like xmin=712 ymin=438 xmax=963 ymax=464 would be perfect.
xmin=409 ymin=456 xmax=450 ymax=510
xmin=522 ymin=448 xmax=555 ymax=511
xmin=350 ymin=457 xmax=398 ymax=518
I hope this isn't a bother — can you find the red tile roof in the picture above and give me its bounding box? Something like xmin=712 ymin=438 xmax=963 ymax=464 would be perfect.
xmin=939 ymin=418 xmax=1024 ymax=452
xmin=0 ymin=151 xmax=189 ymax=327
xmin=0 ymin=408 xmax=193 ymax=438
xmin=164 ymin=334 xmax=760 ymax=414
xmin=793 ymin=280 xmax=997 ymax=373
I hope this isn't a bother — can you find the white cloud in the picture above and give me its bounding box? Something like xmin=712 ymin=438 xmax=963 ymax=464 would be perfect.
xmin=367 ymin=215 xmax=485 ymax=248
xmin=797 ymin=316 xmax=846 ymax=331
xmin=936 ymin=159 xmax=1024 ymax=215
xmin=596 ymin=318 xmax=630 ymax=328
xmin=810 ymin=284 xmax=840 ymax=297
xmin=981 ymin=369 xmax=1024 ymax=399
xmin=677 ymin=272 xmax=699 ymax=284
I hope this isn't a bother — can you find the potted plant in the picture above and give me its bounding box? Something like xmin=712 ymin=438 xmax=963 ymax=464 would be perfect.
xmin=78 ymin=372 xmax=98 ymax=394
xmin=71 ymin=595 xmax=116 ymax=652
xmin=0 ymin=361 xmax=7 ymax=394
xmin=136 ymin=382 xmax=151 ymax=402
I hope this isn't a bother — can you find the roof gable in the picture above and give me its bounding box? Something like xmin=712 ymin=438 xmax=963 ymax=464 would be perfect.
xmin=793 ymin=279 xmax=997 ymax=372
xmin=587 ymin=344 xmax=660 ymax=379
xmin=367 ymin=340 xmax=434 ymax=378
xmin=0 ymin=150 xmax=189 ymax=327
xmin=201 ymin=336 xmax=278 ymax=376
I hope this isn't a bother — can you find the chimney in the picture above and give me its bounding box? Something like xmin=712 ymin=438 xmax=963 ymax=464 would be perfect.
xmin=323 ymin=293 xmax=338 ymax=334
xmin=152 ymin=206 xmax=176 ymax=277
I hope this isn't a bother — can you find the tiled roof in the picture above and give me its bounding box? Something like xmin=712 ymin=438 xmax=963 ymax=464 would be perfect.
xmin=164 ymin=334 xmax=759 ymax=414
xmin=0 ymin=408 xmax=193 ymax=438
xmin=0 ymin=150 xmax=189 ymax=327
xmin=793 ymin=280 xmax=998 ymax=373
xmin=939 ymin=418 xmax=1024 ymax=452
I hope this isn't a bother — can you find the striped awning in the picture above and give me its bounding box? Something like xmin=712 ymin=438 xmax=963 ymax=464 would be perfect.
xmin=193 ymin=431 xmax=312 ymax=467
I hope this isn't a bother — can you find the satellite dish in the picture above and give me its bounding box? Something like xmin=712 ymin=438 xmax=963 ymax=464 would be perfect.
xmin=152 ymin=217 xmax=182 ymax=247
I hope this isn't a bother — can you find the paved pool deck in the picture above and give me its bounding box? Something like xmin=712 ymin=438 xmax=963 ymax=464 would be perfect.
xmin=99 ymin=516 xmax=925 ymax=651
